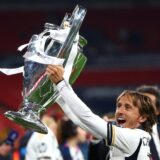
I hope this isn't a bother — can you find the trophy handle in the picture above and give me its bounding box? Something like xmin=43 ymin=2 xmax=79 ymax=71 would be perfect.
xmin=58 ymin=5 xmax=87 ymax=59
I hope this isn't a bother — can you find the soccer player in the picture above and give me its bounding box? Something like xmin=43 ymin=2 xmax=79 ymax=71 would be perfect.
xmin=46 ymin=65 xmax=157 ymax=160
xmin=25 ymin=114 xmax=63 ymax=160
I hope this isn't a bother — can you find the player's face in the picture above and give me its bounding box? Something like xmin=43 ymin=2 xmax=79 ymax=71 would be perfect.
xmin=115 ymin=95 xmax=146 ymax=129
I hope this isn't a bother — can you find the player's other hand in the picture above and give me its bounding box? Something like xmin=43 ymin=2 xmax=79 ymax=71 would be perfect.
xmin=46 ymin=65 xmax=64 ymax=84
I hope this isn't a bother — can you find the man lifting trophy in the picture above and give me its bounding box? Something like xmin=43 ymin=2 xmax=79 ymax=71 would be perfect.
xmin=0 ymin=5 xmax=87 ymax=134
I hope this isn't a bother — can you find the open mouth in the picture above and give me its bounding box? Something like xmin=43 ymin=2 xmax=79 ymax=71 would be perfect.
xmin=117 ymin=117 xmax=126 ymax=126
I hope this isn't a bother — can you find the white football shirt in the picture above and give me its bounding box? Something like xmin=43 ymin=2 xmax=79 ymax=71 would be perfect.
xmin=56 ymin=80 xmax=151 ymax=160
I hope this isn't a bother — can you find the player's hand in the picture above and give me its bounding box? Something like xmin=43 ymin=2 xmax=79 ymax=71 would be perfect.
xmin=46 ymin=65 xmax=64 ymax=84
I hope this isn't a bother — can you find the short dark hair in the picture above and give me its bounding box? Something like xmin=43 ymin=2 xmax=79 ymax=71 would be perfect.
xmin=136 ymin=85 xmax=160 ymax=112
xmin=57 ymin=118 xmax=78 ymax=144
xmin=117 ymin=90 xmax=157 ymax=133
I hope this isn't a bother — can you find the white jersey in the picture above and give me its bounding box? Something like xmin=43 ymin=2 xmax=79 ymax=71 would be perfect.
xmin=56 ymin=80 xmax=151 ymax=160
xmin=69 ymin=146 xmax=84 ymax=160
xmin=25 ymin=128 xmax=63 ymax=160
xmin=152 ymin=124 xmax=160 ymax=158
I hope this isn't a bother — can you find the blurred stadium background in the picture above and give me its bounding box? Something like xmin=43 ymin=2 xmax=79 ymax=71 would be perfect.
xmin=0 ymin=0 xmax=160 ymax=139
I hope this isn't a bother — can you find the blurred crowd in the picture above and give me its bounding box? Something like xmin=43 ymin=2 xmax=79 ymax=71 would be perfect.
xmin=0 ymin=115 xmax=86 ymax=160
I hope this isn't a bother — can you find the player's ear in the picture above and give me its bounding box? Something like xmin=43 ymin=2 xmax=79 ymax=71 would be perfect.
xmin=139 ymin=115 xmax=147 ymax=123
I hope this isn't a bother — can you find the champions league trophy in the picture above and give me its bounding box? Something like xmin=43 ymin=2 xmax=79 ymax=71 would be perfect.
xmin=3 ymin=5 xmax=87 ymax=134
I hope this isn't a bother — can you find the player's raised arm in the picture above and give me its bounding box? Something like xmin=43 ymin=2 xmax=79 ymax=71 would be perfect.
xmin=46 ymin=65 xmax=157 ymax=159
xmin=46 ymin=65 xmax=108 ymax=139
xmin=56 ymin=96 xmax=103 ymax=139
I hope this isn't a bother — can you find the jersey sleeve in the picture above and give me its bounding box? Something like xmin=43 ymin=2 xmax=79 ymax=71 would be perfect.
xmin=56 ymin=80 xmax=109 ymax=139
xmin=56 ymin=96 xmax=102 ymax=139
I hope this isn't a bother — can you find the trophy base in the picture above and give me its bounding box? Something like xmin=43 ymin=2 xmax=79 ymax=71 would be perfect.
xmin=5 ymin=108 xmax=48 ymax=134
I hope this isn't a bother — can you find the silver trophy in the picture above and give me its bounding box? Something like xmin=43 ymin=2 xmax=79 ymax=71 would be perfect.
xmin=4 ymin=5 xmax=87 ymax=134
